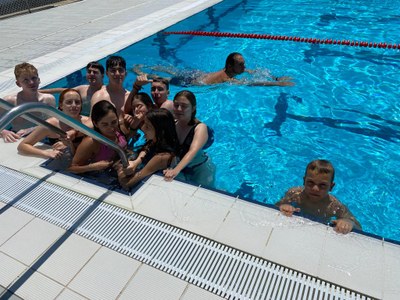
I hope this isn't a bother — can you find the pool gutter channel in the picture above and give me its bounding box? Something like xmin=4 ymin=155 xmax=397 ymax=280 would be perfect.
xmin=0 ymin=165 xmax=377 ymax=300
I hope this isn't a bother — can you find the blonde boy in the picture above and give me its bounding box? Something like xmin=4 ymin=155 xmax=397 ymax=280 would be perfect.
xmin=276 ymin=159 xmax=361 ymax=234
xmin=1 ymin=63 xmax=56 ymax=143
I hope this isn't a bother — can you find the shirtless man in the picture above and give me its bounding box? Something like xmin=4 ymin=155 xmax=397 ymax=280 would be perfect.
xmin=125 ymin=75 xmax=174 ymax=115
xmin=91 ymin=56 xmax=130 ymax=116
xmin=133 ymin=52 xmax=295 ymax=87
xmin=202 ymin=52 xmax=294 ymax=86
xmin=1 ymin=62 xmax=56 ymax=143
xmin=40 ymin=61 xmax=104 ymax=115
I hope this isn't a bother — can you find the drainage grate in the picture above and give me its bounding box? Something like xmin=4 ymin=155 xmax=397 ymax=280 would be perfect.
xmin=0 ymin=166 xmax=376 ymax=300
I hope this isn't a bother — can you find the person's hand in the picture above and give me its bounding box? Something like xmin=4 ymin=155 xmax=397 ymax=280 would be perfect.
xmin=135 ymin=74 xmax=151 ymax=88
xmin=1 ymin=129 xmax=21 ymax=143
xmin=332 ymin=219 xmax=353 ymax=234
xmin=16 ymin=127 xmax=35 ymax=138
xmin=279 ymin=204 xmax=300 ymax=217
xmin=118 ymin=176 xmax=130 ymax=191
xmin=92 ymin=160 xmax=113 ymax=171
xmin=52 ymin=141 xmax=68 ymax=151
xmin=47 ymin=149 xmax=64 ymax=159
xmin=163 ymin=168 xmax=179 ymax=182
xmin=124 ymin=113 xmax=134 ymax=125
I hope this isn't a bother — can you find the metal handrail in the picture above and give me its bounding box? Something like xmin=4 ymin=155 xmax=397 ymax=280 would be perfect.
xmin=0 ymin=98 xmax=67 ymax=137
xmin=0 ymin=102 xmax=129 ymax=167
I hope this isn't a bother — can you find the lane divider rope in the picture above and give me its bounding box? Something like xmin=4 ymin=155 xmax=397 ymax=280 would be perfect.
xmin=164 ymin=31 xmax=399 ymax=50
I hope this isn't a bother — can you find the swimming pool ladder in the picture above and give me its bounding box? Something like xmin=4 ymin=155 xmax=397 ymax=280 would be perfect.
xmin=0 ymin=100 xmax=129 ymax=167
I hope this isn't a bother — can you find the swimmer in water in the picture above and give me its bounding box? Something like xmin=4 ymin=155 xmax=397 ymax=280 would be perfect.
xmin=132 ymin=52 xmax=295 ymax=87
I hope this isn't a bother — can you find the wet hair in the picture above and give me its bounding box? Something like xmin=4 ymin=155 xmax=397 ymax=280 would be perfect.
xmin=225 ymin=52 xmax=242 ymax=69
xmin=14 ymin=62 xmax=38 ymax=79
xmin=173 ymin=90 xmax=198 ymax=126
xmin=145 ymin=109 xmax=178 ymax=154
xmin=106 ymin=55 xmax=126 ymax=71
xmin=152 ymin=77 xmax=170 ymax=90
xmin=86 ymin=61 xmax=105 ymax=75
xmin=58 ymin=88 xmax=82 ymax=113
xmin=131 ymin=92 xmax=156 ymax=111
xmin=305 ymin=159 xmax=335 ymax=182
xmin=91 ymin=100 xmax=118 ymax=133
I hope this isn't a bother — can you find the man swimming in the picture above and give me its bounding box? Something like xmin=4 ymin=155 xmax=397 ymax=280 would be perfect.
xmin=133 ymin=52 xmax=295 ymax=87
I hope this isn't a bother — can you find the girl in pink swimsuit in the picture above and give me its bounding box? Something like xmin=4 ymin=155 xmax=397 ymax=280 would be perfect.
xmin=69 ymin=100 xmax=127 ymax=174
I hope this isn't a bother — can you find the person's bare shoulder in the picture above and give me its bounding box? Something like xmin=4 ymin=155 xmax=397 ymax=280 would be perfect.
xmin=75 ymin=84 xmax=89 ymax=93
xmin=160 ymin=100 xmax=174 ymax=112
xmin=39 ymin=92 xmax=56 ymax=107
xmin=2 ymin=94 xmax=17 ymax=106
xmin=201 ymin=70 xmax=228 ymax=84
xmin=91 ymin=86 xmax=109 ymax=104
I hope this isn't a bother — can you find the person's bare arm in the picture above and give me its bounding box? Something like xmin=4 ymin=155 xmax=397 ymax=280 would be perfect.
xmin=68 ymin=137 xmax=112 ymax=174
xmin=120 ymin=153 xmax=172 ymax=189
xmin=39 ymin=87 xmax=66 ymax=94
xmin=124 ymin=75 xmax=151 ymax=114
xmin=247 ymin=80 xmax=295 ymax=87
xmin=164 ymin=123 xmax=208 ymax=181
xmin=17 ymin=121 xmax=62 ymax=159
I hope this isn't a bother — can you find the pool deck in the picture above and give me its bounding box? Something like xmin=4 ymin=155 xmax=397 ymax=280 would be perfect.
xmin=0 ymin=0 xmax=400 ymax=299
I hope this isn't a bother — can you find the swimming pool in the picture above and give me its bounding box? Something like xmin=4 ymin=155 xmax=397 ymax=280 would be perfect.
xmin=46 ymin=0 xmax=400 ymax=241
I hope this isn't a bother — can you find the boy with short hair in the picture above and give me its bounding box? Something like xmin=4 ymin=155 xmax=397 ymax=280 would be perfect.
xmin=40 ymin=61 xmax=105 ymax=116
xmin=125 ymin=75 xmax=174 ymax=113
xmin=91 ymin=55 xmax=130 ymax=116
xmin=1 ymin=62 xmax=56 ymax=143
xmin=276 ymin=159 xmax=361 ymax=234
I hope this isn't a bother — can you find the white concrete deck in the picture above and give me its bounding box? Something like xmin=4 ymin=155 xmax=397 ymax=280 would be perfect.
xmin=0 ymin=0 xmax=399 ymax=299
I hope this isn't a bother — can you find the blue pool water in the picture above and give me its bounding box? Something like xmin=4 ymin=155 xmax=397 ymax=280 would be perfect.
xmin=46 ymin=0 xmax=400 ymax=241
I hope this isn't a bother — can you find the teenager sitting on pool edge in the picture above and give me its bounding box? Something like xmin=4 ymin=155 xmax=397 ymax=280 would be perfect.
xmin=132 ymin=52 xmax=295 ymax=87
xmin=163 ymin=90 xmax=216 ymax=188
xmin=276 ymin=159 xmax=361 ymax=234
xmin=116 ymin=109 xmax=179 ymax=190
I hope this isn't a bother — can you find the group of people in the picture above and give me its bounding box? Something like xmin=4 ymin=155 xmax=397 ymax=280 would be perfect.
xmin=0 ymin=53 xmax=361 ymax=234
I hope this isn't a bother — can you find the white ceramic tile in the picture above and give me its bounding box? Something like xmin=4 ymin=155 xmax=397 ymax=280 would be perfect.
xmin=37 ymin=233 xmax=100 ymax=286
xmin=213 ymin=200 xmax=277 ymax=256
xmin=0 ymin=206 xmax=34 ymax=246
xmin=1 ymin=217 xmax=65 ymax=265
xmin=68 ymin=247 xmax=141 ymax=300
xmin=0 ymin=252 xmax=27 ymax=287
xmin=192 ymin=187 xmax=236 ymax=205
xmin=382 ymin=242 xmax=400 ymax=300
xmin=102 ymin=190 xmax=134 ymax=211
xmin=318 ymin=231 xmax=384 ymax=299
xmin=40 ymin=170 xmax=83 ymax=189
xmin=262 ymin=213 xmax=328 ymax=275
xmin=133 ymin=184 xmax=192 ymax=224
xmin=119 ymin=264 xmax=187 ymax=300
xmin=0 ymin=141 xmax=46 ymax=170
xmin=171 ymin=193 xmax=232 ymax=237
xmin=181 ymin=284 xmax=224 ymax=300
xmin=69 ymin=179 xmax=111 ymax=199
xmin=11 ymin=270 xmax=64 ymax=300
xmin=56 ymin=288 xmax=87 ymax=300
